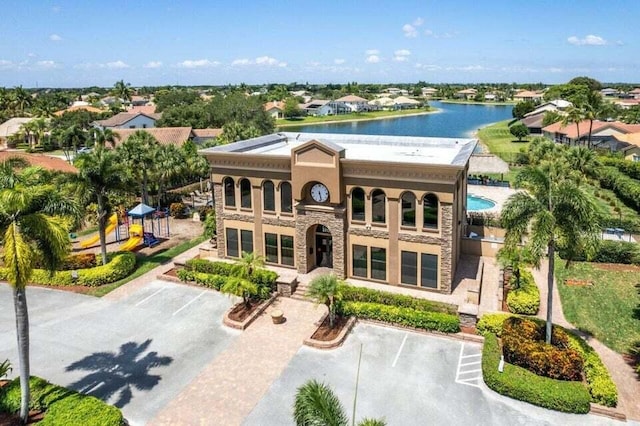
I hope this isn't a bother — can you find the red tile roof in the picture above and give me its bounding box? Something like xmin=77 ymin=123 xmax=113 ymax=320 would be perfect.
xmin=0 ymin=151 xmax=77 ymax=173
xmin=192 ymin=128 xmax=223 ymax=138
xmin=95 ymin=112 xmax=161 ymax=127
xmin=127 ymin=105 xmax=157 ymax=115
xmin=54 ymin=105 xmax=104 ymax=116
xmin=336 ymin=95 xmax=368 ymax=102
xmin=264 ymin=101 xmax=285 ymax=111
xmin=542 ymin=120 xmax=640 ymax=139
xmin=114 ymin=127 xmax=194 ymax=146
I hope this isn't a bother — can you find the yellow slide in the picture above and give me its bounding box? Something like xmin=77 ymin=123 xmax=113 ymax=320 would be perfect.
xmin=119 ymin=224 xmax=144 ymax=251
xmin=80 ymin=214 xmax=118 ymax=248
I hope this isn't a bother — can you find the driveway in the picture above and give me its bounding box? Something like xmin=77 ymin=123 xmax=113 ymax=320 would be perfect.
xmin=0 ymin=280 xmax=238 ymax=426
xmin=245 ymin=323 xmax=622 ymax=426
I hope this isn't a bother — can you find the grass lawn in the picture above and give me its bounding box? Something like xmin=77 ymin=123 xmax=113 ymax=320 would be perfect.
xmin=89 ymin=235 xmax=206 ymax=297
xmin=581 ymin=181 xmax=640 ymax=230
xmin=555 ymin=259 xmax=640 ymax=353
xmin=276 ymin=108 xmax=432 ymax=127
xmin=477 ymin=119 xmax=532 ymax=163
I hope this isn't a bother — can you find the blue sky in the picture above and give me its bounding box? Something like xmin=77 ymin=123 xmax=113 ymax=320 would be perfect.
xmin=1 ymin=0 xmax=638 ymax=87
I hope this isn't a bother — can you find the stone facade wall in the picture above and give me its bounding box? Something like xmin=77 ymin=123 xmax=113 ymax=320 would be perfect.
xmin=439 ymin=204 xmax=454 ymax=293
xmin=213 ymin=183 xmax=225 ymax=258
xmin=295 ymin=206 xmax=346 ymax=278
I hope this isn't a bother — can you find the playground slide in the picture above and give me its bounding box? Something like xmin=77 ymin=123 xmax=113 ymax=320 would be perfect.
xmin=119 ymin=236 xmax=143 ymax=252
xmin=80 ymin=214 xmax=118 ymax=248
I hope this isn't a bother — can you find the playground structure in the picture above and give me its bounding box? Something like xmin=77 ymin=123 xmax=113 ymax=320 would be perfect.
xmin=79 ymin=214 xmax=119 ymax=248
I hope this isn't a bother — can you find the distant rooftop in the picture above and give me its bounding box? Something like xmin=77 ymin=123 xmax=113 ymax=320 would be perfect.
xmin=201 ymin=132 xmax=476 ymax=167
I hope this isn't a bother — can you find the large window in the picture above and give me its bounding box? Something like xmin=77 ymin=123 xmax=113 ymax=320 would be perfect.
xmin=263 ymin=181 xmax=275 ymax=212
xmin=226 ymin=228 xmax=239 ymax=257
xmin=370 ymin=247 xmax=386 ymax=280
xmin=400 ymin=251 xmax=418 ymax=285
xmin=223 ymin=177 xmax=235 ymax=207
xmin=423 ymin=194 xmax=439 ymax=229
xmin=421 ymin=254 xmax=438 ymax=288
xmin=265 ymin=233 xmax=278 ymax=263
xmin=352 ymin=245 xmax=367 ymax=277
xmin=371 ymin=189 xmax=386 ymax=224
xmin=351 ymin=187 xmax=365 ymax=221
xmin=240 ymin=230 xmax=253 ymax=255
xmin=240 ymin=178 xmax=252 ymax=209
xmin=281 ymin=235 xmax=294 ymax=266
xmin=281 ymin=182 xmax=293 ymax=213
xmin=401 ymin=192 xmax=416 ymax=227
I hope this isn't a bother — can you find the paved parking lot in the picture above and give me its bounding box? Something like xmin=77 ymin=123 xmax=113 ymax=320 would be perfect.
xmin=245 ymin=324 xmax=622 ymax=426
xmin=0 ymin=281 xmax=238 ymax=426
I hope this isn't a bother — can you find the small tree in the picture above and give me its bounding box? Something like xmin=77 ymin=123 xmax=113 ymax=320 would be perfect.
xmin=512 ymin=100 xmax=536 ymax=119
xmin=221 ymin=276 xmax=258 ymax=309
xmin=233 ymin=251 xmax=265 ymax=279
xmin=283 ymin=97 xmax=302 ymax=118
xmin=497 ymin=245 xmax=533 ymax=289
xmin=308 ymin=274 xmax=343 ymax=328
xmin=509 ymin=122 xmax=530 ymax=142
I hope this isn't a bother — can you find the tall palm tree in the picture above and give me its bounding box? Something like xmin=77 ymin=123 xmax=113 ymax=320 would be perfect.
xmin=565 ymin=146 xmax=600 ymax=182
xmin=91 ymin=127 xmax=121 ymax=149
xmin=113 ymin=80 xmax=133 ymax=103
xmin=116 ymin=131 xmax=159 ymax=205
xmin=501 ymin=160 xmax=599 ymax=343
xmin=154 ymin=144 xmax=186 ymax=208
xmin=74 ymin=148 xmax=130 ymax=264
xmin=0 ymin=165 xmax=79 ymax=422
xmin=10 ymin=86 xmax=32 ymax=115
xmin=561 ymin=106 xmax=584 ymax=147
xmin=308 ymin=274 xmax=343 ymax=328
xmin=61 ymin=124 xmax=87 ymax=161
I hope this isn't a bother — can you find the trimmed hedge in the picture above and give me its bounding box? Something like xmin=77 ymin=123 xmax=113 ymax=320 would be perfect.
xmin=595 ymin=166 xmax=640 ymax=212
xmin=338 ymin=301 xmax=460 ymax=333
xmin=482 ymin=333 xmax=591 ymax=414
xmin=0 ymin=376 xmax=123 ymax=425
xmin=505 ymin=270 xmax=540 ymax=315
xmin=183 ymin=258 xmax=278 ymax=290
xmin=338 ymin=284 xmax=457 ymax=314
xmin=177 ymin=270 xmax=226 ymax=290
xmin=0 ymin=252 xmax=136 ymax=287
xmin=559 ymin=240 xmax=640 ymax=265
xmin=478 ymin=313 xmax=618 ymax=407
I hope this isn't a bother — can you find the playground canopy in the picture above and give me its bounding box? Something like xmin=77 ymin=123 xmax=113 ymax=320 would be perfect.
xmin=128 ymin=203 xmax=156 ymax=218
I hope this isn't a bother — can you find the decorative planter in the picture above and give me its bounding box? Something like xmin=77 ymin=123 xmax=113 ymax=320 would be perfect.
xmin=223 ymin=294 xmax=277 ymax=330
xmin=304 ymin=314 xmax=357 ymax=350
xmin=271 ymin=309 xmax=285 ymax=324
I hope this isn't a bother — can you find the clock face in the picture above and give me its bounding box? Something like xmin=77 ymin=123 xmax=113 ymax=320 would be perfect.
xmin=310 ymin=183 xmax=329 ymax=203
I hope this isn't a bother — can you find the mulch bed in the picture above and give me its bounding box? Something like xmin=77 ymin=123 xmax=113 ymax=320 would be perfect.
xmin=593 ymin=263 xmax=640 ymax=272
xmin=228 ymin=300 xmax=261 ymax=322
xmin=0 ymin=410 xmax=45 ymax=425
xmin=311 ymin=315 xmax=349 ymax=342
xmin=164 ymin=267 xmax=179 ymax=278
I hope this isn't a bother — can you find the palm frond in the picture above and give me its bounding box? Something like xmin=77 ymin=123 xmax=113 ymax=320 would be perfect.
xmin=20 ymin=213 xmax=71 ymax=271
xmin=2 ymin=223 xmax=34 ymax=289
xmin=293 ymin=379 xmax=349 ymax=426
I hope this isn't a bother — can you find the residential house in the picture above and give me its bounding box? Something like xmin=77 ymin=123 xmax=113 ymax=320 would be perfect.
xmin=615 ymin=99 xmax=640 ymax=109
xmin=524 ymin=99 xmax=572 ymax=117
xmin=542 ymin=120 xmax=640 ymax=146
xmin=421 ymin=87 xmax=438 ymax=98
xmin=290 ymin=90 xmax=311 ymax=103
xmin=392 ymin=96 xmax=422 ymax=109
xmin=336 ymin=95 xmax=369 ymax=112
xmin=113 ymin=127 xmax=194 ymax=147
xmin=300 ymin=100 xmax=347 ymax=116
xmin=513 ymin=90 xmax=543 ymax=102
xmin=629 ymin=88 xmax=640 ymax=99
xmin=127 ymin=105 xmax=157 ymax=115
xmin=130 ymin=95 xmax=150 ymax=106
xmin=484 ymin=93 xmax=497 ymax=102
xmin=94 ymin=112 xmax=161 ymax=130
xmin=520 ymin=114 xmax=545 ymax=134
xmin=610 ymin=133 xmax=640 ymax=161
xmin=385 ymin=88 xmax=408 ymax=96
xmin=455 ymin=88 xmax=477 ymax=100
xmin=600 ymin=88 xmax=619 ymax=97
xmin=54 ymin=104 xmax=104 ymax=116
xmin=192 ymin=128 xmax=223 ymax=144
xmin=0 ymin=117 xmax=34 ymax=148
xmin=367 ymin=97 xmax=394 ymax=110
xmin=0 ymin=151 xmax=77 ymax=173
xmin=264 ymin=101 xmax=285 ymax=119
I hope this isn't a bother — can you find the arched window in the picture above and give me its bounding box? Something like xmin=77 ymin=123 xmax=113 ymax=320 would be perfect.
xmin=371 ymin=189 xmax=386 ymax=224
xmin=263 ymin=180 xmax=275 ymax=212
xmin=401 ymin=192 xmax=416 ymax=227
xmin=223 ymin=177 xmax=235 ymax=207
xmin=423 ymin=194 xmax=439 ymax=229
xmin=240 ymin=178 xmax=252 ymax=209
xmin=351 ymin=187 xmax=365 ymax=221
xmin=280 ymin=182 xmax=293 ymax=213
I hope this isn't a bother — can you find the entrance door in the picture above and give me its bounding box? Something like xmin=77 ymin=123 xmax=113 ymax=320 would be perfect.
xmin=314 ymin=225 xmax=333 ymax=268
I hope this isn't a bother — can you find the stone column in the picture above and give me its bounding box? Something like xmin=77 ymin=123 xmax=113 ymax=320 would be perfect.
xmin=295 ymin=205 xmax=346 ymax=278
xmin=387 ymin=197 xmax=399 ymax=285
xmin=440 ymin=203 xmax=453 ymax=293
xmin=252 ymin=184 xmax=263 ymax=256
xmin=213 ymin=183 xmax=225 ymax=258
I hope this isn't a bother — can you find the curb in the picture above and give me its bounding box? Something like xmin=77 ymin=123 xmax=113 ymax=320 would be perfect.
xmin=223 ymin=294 xmax=277 ymax=330
xmin=303 ymin=315 xmax=357 ymax=350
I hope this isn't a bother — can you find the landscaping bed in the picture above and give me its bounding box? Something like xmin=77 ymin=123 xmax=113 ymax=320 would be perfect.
xmin=311 ymin=315 xmax=350 ymax=341
xmin=228 ymin=300 xmax=262 ymax=322
xmin=505 ymin=269 xmax=540 ymax=315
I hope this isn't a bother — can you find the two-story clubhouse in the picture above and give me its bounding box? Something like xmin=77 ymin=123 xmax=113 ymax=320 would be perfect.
xmin=200 ymin=132 xmax=476 ymax=294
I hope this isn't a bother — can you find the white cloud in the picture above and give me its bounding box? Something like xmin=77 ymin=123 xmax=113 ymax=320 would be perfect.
xmin=256 ymin=56 xmax=287 ymax=67
xmin=402 ymin=24 xmax=418 ymax=38
xmin=232 ymin=58 xmax=251 ymax=66
xmin=178 ymin=59 xmax=219 ymax=68
xmin=365 ymin=49 xmax=379 ymax=56
xmin=334 ymin=58 xmax=346 ymax=65
xmin=413 ymin=17 xmax=424 ymax=26
xmin=567 ymin=35 xmax=607 ymax=46
xmin=106 ymin=60 xmax=129 ymax=69
xmin=393 ymin=49 xmax=411 ymax=62
xmin=415 ymin=63 xmax=441 ymax=71
xmin=143 ymin=61 xmax=162 ymax=68
xmin=366 ymin=55 xmax=381 ymax=64
xmin=36 ymin=60 xmax=59 ymax=69
xmin=0 ymin=60 xmax=15 ymax=70
xmin=49 ymin=34 xmax=62 ymax=41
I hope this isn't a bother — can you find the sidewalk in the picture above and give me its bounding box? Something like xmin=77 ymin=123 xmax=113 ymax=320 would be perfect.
xmin=532 ymin=259 xmax=640 ymax=421
xmin=149 ymin=297 xmax=326 ymax=425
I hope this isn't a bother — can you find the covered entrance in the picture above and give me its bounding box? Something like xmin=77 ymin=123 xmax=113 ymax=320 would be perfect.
xmin=311 ymin=224 xmax=333 ymax=269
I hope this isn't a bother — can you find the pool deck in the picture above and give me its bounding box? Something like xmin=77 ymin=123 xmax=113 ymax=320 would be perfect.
xmin=467 ymin=185 xmax=518 ymax=214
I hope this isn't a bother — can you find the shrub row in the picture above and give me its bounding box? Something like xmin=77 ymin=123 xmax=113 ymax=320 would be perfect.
xmin=482 ymin=333 xmax=591 ymax=414
xmin=478 ymin=313 xmax=618 ymax=407
xmin=501 ymin=317 xmax=583 ymax=381
xmin=184 ymin=258 xmax=278 ymax=289
xmin=337 ymin=301 xmax=460 ymax=333
xmin=338 ymin=284 xmax=457 ymax=314
xmin=0 ymin=376 xmax=124 ymax=425
xmin=558 ymin=240 xmax=640 ymax=265
xmin=0 ymin=252 xmax=136 ymax=287
xmin=595 ymin=166 xmax=640 ymax=212
xmin=602 ymin=157 xmax=640 ymax=181
xmin=35 ymin=253 xmax=97 ymax=271
xmin=177 ymin=269 xmax=272 ymax=300
xmin=505 ymin=270 xmax=540 ymax=315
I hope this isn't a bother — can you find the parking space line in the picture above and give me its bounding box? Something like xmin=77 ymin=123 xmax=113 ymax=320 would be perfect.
xmin=461 ymin=353 xmax=481 ymax=359
xmin=457 ymin=369 xmax=481 ymax=375
xmin=173 ymin=290 xmax=207 ymax=316
xmin=460 ymin=360 xmax=481 ymax=367
xmin=455 ymin=342 xmax=483 ymax=388
xmin=392 ymin=333 xmax=408 ymax=367
xmin=134 ymin=287 xmax=166 ymax=306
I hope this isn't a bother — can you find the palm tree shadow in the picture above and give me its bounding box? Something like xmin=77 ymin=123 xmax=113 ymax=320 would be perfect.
xmin=64 ymin=339 xmax=173 ymax=408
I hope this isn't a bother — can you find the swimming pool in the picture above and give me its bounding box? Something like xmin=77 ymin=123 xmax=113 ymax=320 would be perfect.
xmin=467 ymin=194 xmax=496 ymax=211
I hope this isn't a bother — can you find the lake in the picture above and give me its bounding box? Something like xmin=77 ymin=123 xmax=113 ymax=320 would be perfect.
xmin=281 ymin=101 xmax=514 ymax=138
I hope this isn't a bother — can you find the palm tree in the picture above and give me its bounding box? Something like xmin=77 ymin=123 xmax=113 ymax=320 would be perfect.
xmin=0 ymin=165 xmax=79 ymax=422
xmin=10 ymin=86 xmax=32 ymax=115
xmin=294 ymin=380 xmax=386 ymax=426
xmin=308 ymin=274 xmax=343 ymax=328
xmin=561 ymin=106 xmax=584 ymax=146
xmin=220 ymin=276 xmax=258 ymax=309
xmin=74 ymin=148 xmax=130 ymax=264
xmin=61 ymin=124 xmax=87 ymax=161
xmin=113 ymin=80 xmax=133 ymax=103
xmin=501 ymin=160 xmax=599 ymax=343
xmin=116 ymin=130 xmax=159 ymax=205
xmin=91 ymin=127 xmax=121 ymax=148
xmin=565 ymin=146 xmax=600 ymax=182
xmin=497 ymin=245 xmax=533 ymax=289
xmin=234 ymin=251 xmax=266 ymax=279
xmin=154 ymin=144 xmax=186 ymax=208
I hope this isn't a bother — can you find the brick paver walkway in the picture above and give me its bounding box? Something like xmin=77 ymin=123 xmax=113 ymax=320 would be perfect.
xmin=149 ymin=297 xmax=326 ymax=425
xmin=532 ymin=259 xmax=640 ymax=421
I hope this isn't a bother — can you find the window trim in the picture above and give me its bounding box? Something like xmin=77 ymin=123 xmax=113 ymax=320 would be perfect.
xmin=371 ymin=189 xmax=386 ymax=224
xmin=240 ymin=178 xmax=252 ymax=210
xmin=263 ymin=180 xmax=276 ymax=213
xmin=351 ymin=187 xmax=366 ymax=223
xmin=422 ymin=193 xmax=439 ymax=230
xmin=223 ymin=177 xmax=236 ymax=208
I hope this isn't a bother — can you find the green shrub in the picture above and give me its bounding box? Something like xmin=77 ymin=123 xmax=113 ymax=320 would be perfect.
xmin=568 ymin=334 xmax=618 ymax=407
xmin=477 ymin=313 xmax=514 ymax=337
xmin=506 ymin=270 xmax=540 ymax=315
xmin=169 ymin=202 xmax=188 ymax=218
xmin=338 ymin=284 xmax=457 ymax=314
xmin=184 ymin=259 xmax=277 ymax=290
xmin=338 ymin=301 xmax=460 ymax=333
xmin=35 ymin=253 xmax=97 ymax=270
xmin=0 ymin=252 xmax=136 ymax=287
xmin=558 ymin=240 xmax=640 ymax=264
xmin=501 ymin=317 xmax=583 ymax=381
xmin=482 ymin=333 xmax=591 ymax=414
xmin=595 ymin=166 xmax=640 ymax=212
xmin=630 ymin=340 xmax=640 ymax=376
